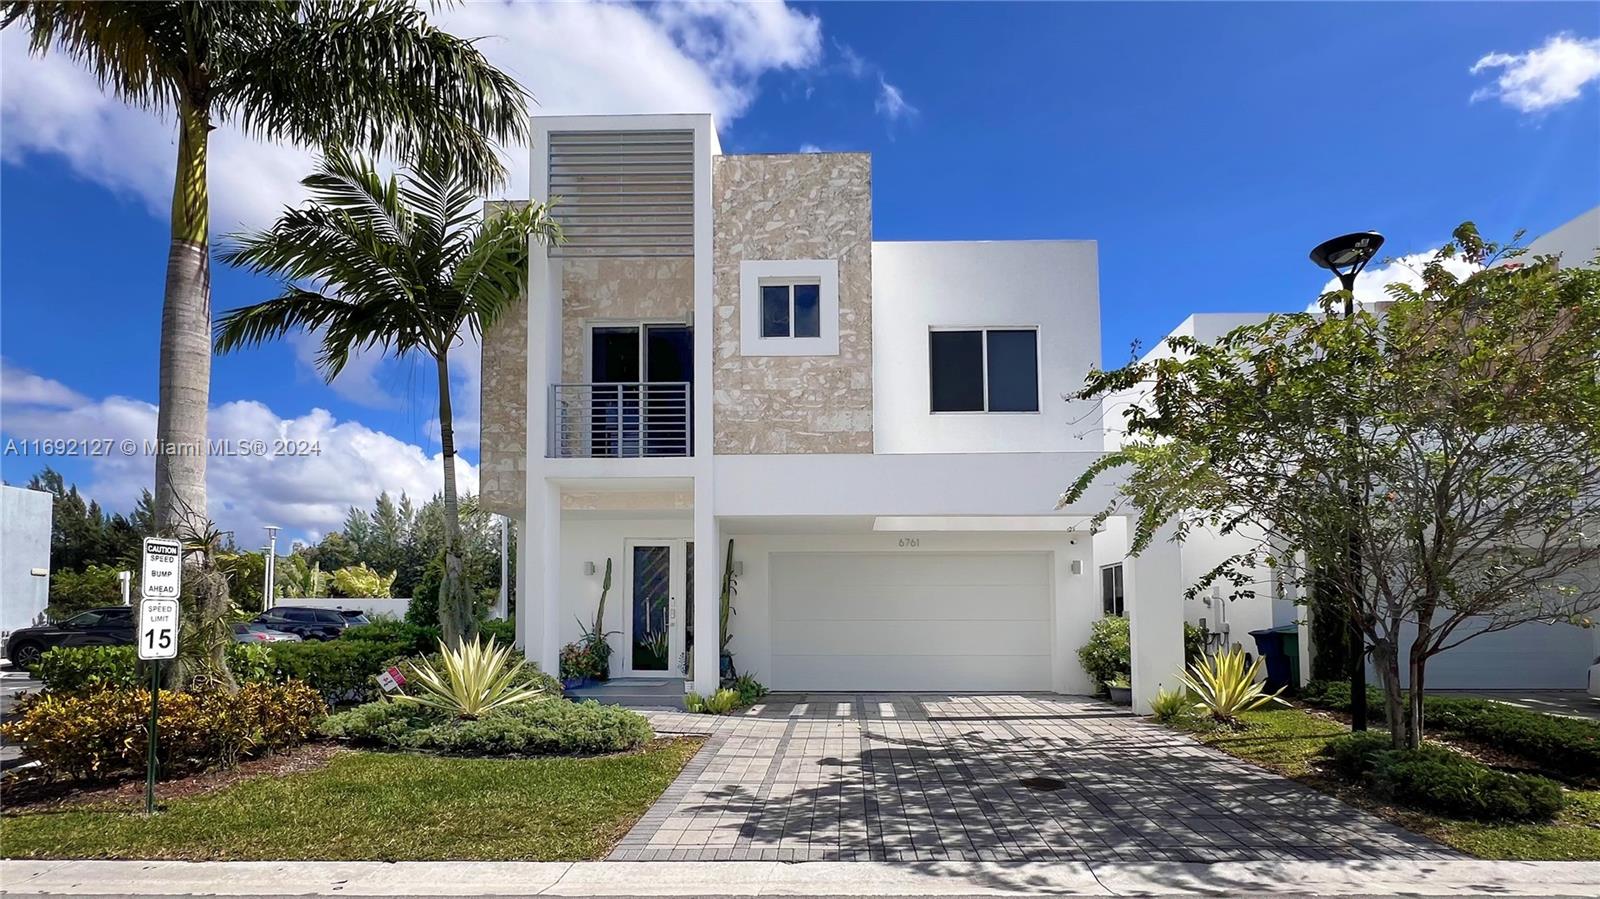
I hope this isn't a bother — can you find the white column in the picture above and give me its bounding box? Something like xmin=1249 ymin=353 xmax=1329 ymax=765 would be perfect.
xmin=691 ymin=483 xmax=720 ymax=696
xmin=494 ymin=515 xmax=509 ymax=620
xmin=1125 ymin=518 xmax=1185 ymax=714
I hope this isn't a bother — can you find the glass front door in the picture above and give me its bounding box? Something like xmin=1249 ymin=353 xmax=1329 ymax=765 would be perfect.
xmin=626 ymin=540 xmax=686 ymax=674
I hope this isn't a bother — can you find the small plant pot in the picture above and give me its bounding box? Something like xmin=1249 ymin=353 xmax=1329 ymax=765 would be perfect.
xmin=719 ymin=652 xmax=736 ymax=680
xmin=1106 ymin=684 xmax=1133 ymax=706
xmin=562 ymin=676 xmax=588 ymax=691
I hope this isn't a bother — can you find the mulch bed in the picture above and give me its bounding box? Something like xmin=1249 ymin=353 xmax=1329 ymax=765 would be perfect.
xmin=1 ymin=742 xmax=344 ymax=813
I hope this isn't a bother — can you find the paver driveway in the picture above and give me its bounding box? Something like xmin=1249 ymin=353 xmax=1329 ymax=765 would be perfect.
xmin=614 ymin=693 xmax=1454 ymax=863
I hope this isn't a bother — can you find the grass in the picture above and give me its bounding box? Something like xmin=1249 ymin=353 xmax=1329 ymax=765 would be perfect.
xmin=1 ymin=738 xmax=703 ymax=861
xmin=1171 ymin=706 xmax=1600 ymax=861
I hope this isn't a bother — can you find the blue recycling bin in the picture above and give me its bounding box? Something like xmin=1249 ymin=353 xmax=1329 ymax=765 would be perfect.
xmin=1249 ymin=626 xmax=1293 ymax=692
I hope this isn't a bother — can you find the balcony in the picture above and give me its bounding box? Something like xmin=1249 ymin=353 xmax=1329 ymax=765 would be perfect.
xmin=549 ymin=382 xmax=692 ymax=458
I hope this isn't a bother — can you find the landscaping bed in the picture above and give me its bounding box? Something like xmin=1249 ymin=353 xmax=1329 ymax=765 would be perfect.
xmin=0 ymin=738 xmax=704 ymax=861
xmin=1168 ymin=704 xmax=1600 ymax=860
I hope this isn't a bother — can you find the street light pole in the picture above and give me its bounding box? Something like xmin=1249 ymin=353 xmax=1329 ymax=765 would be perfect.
xmin=1310 ymin=231 xmax=1384 ymax=733
xmin=263 ymin=525 xmax=280 ymax=614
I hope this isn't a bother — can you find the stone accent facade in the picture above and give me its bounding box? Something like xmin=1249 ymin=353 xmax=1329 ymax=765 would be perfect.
xmin=479 ymin=296 xmax=526 ymax=516
xmin=560 ymin=258 xmax=694 ymax=382
xmin=713 ymin=153 xmax=874 ymax=454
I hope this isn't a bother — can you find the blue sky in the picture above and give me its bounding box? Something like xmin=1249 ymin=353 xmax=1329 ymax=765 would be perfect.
xmin=2 ymin=1 xmax=1598 ymax=541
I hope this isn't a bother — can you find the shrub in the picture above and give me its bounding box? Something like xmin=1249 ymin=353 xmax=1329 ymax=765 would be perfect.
xmin=1078 ymin=615 xmax=1130 ymax=691
xmin=320 ymin=698 xmax=651 ymax=756
xmin=1181 ymin=647 xmax=1287 ymax=724
xmin=560 ymin=640 xmax=604 ymax=682
xmin=729 ymin=674 xmax=768 ymax=706
xmin=1149 ymin=687 xmax=1193 ymax=724
xmin=267 ymin=638 xmax=402 ymax=704
xmin=1183 ymin=622 xmax=1207 ymax=667
xmin=405 ymin=553 xmax=445 ymax=629
xmin=45 ymin=564 xmax=123 ymax=620
xmin=1303 ymin=679 xmax=1599 ymax=783
xmin=341 ymin=618 xmax=439 ymax=655
xmin=394 ymin=638 xmax=547 ymax=718
xmin=478 ymin=618 xmax=516 ymax=645
xmin=1 ymin=682 xmax=325 ymax=781
xmin=36 ymin=644 xmax=274 ymax=694
xmin=686 ymin=688 xmax=742 ymax=715
xmin=1321 ymin=733 xmax=1565 ymax=821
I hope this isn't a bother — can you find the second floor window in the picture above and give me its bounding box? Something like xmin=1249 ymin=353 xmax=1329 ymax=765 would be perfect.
xmin=929 ymin=327 xmax=1040 ymax=412
xmin=761 ymin=282 xmax=822 ymax=339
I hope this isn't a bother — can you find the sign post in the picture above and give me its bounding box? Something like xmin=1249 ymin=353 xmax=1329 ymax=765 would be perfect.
xmin=139 ymin=537 xmax=181 ymax=815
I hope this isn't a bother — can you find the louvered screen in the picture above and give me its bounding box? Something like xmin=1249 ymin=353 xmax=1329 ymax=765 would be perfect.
xmin=547 ymin=129 xmax=695 ymax=258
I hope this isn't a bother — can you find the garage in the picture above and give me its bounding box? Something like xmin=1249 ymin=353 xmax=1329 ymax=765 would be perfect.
xmin=1387 ymin=618 xmax=1599 ymax=690
xmin=769 ymin=551 xmax=1053 ymax=691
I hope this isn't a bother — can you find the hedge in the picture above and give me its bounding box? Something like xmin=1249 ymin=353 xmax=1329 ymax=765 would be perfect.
xmin=321 ymin=698 xmax=650 ymax=756
xmin=1303 ymin=679 xmax=1599 ymax=784
xmin=1322 ymin=731 xmax=1565 ymax=821
xmin=1 ymin=682 xmax=325 ymax=781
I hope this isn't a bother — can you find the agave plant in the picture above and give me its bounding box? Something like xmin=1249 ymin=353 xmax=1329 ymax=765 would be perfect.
xmin=394 ymin=638 xmax=546 ymax=719
xmin=1180 ymin=647 xmax=1288 ymax=725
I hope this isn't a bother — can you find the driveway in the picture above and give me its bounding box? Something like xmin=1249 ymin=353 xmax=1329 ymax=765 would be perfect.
xmin=1437 ymin=689 xmax=1600 ymax=722
xmin=617 ymin=693 xmax=1453 ymax=863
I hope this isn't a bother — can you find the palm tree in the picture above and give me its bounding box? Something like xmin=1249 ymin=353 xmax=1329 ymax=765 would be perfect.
xmin=215 ymin=151 xmax=560 ymax=645
xmin=2 ymin=1 xmax=527 ymax=538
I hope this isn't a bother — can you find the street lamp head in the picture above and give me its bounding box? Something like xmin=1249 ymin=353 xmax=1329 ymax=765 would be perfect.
xmin=1309 ymin=231 xmax=1385 ymax=277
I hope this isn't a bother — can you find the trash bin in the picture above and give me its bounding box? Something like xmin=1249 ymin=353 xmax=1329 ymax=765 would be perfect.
xmin=1277 ymin=625 xmax=1301 ymax=691
xmin=1249 ymin=627 xmax=1291 ymax=693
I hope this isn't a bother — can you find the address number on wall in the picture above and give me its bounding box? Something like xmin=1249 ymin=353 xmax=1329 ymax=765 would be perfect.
xmin=897 ymin=538 xmax=921 ymax=548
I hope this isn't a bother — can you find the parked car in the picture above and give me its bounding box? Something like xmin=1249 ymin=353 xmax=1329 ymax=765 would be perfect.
xmin=253 ymin=606 xmax=349 ymax=641
xmin=5 ymin=607 xmax=135 ymax=667
xmin=232 ymin=621 xmax=302 ymax=644
xmin=336 ymin=609 xmax=371 ymax=627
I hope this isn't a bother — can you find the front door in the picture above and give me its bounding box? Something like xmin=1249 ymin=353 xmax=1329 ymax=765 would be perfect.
xmin=624 ymin=540 xmax=689 ymax=675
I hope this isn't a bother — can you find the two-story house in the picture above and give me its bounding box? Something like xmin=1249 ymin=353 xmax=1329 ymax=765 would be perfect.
xmin=479 ymin=114 xmax=1187 ymax=706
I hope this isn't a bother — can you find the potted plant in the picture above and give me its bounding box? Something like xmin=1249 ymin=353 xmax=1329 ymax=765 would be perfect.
xmin=1105 ymin=675 xmax=1132 ymax=706
xmin=575 ymin=558 xmax=619 ymax=681
xmin=559 ymin=641 xmax=600 ymax=689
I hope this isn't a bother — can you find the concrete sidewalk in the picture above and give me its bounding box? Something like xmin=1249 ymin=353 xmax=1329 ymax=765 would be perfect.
xmin=4 ymin=859 xmax=1597 ymax=896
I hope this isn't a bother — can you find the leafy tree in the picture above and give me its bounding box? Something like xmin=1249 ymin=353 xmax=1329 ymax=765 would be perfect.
xmin=216 ymin=153 xmax=558 ymax=646
xmin=330 ymin=563 xmax=396 ymax=599
xmin=1065 ymin=225 xmax=1600 ymax=749
xmin=216 ymin=550 xmax=267 ymax=613
xmin=47 ymin=564 xmax=124 ymax=619
xmin=2 ymin=0 xmax=528 ymax=537
xmin=25 ymin=468 xmax=150 ymax=575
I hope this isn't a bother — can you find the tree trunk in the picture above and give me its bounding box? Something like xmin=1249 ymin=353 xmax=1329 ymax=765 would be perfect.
xmin=434 ymin=349 xmax=476 ymax=647
xmin=155 ymin=96 xmax=212 ymax=538
xmin=1370 ymin=637 xmax=1406 ymax=749
xmin=1406 ymin=625 xmax=1432 ymax=749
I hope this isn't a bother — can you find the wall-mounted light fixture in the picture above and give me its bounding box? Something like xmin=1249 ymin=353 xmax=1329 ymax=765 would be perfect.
xmin=733 ymin=561 xmax=744 ymax=577
xmin=583 ymin=561 xmax=596 ymax=576
xmin=1069 ymin=560 xmax=1083 ymax=575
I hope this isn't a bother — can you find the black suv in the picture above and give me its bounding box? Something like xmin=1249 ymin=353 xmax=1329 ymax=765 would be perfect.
xmin=253 ymin=606 xmax=350 ymax=641
xmin=6 ymin=606 xmax=136 ymax=668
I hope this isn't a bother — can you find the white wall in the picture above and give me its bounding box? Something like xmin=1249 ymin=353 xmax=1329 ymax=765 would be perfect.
xmin=872 ymin=241 xmax=1103 ymax=454
xmin=558 ymin=513 xmax=693 ymax=665
xmin=1 ymin=486 xmax=52 ymax=638
xmin=292 ymin=597 xmax=412 ymax=619
xmin=722 ymin=527 xmax=1099 ymax=694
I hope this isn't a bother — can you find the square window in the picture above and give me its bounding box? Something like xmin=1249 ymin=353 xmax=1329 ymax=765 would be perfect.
xmin=793 ymin=283 xmax=821 ymax=338
xmin=761 ymin=285 xmax=790 ymax=338
xmin=929 ymin=327 xmax=1040 ymax=413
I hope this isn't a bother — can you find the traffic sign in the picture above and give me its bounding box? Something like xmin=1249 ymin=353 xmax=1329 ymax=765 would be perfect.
xmin=138 ymin=598 xmax=180 ymax=661
xmin=141 ymin=537 xmax=182 ymax=599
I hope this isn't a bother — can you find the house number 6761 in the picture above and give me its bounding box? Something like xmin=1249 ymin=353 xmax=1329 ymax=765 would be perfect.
xmin=898 ymin=538 xmax=920 ymax=548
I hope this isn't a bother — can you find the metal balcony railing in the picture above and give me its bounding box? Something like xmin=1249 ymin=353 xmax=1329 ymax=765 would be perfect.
xmin=549 ymin=382 xmax=692 ymax=458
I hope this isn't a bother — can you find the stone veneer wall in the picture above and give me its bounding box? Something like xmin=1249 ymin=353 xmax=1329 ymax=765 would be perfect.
xmin=479 ymin=295 xmax=526 ymax=516
xmin=713 ymin=153 xmax=874 ymax=454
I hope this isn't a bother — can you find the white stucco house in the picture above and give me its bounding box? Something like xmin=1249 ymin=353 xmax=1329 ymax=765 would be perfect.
xmin=1 ymin=485 xmax=53 ymax=644
xmin=479 ymin=114 xmax=1191 ymax=712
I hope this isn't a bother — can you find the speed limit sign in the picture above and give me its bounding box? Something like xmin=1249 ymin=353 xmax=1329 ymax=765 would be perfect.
xmin=138 ymin=598 xmax=180 ymax=661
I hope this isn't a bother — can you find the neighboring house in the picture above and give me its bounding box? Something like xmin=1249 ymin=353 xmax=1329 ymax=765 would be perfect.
xmin=479 ymin=114 xmax=1193 ymax=706
xmin=1095 ymin=206 xmax=1600 ymax=691
xmin=1 ymin=485 xmax=52 ymax=645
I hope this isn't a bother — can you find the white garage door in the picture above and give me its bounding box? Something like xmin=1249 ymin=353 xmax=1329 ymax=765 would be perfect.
xmin=770 ymin=552 xmax=1052 ymax=692
xmin=1387 ymin=618 xmax=1598 ymax=690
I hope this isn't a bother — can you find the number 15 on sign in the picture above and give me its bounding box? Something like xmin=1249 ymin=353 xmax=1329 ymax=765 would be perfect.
xmin=139 ymin=598 xmax=179 ymax=661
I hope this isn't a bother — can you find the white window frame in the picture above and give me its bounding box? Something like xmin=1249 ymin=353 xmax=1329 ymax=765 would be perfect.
xmin=1101 ymin=563 xmax=1125 ymax=617
xmin=928 ymin=325 xmax=1042 ymax=414
xmin=740 ymin=259 xmax=839 ymax=356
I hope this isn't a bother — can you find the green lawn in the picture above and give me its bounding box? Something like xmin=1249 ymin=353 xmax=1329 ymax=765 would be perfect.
xmin=1 ymin=738 xmax=703 ymax=861
xmin=1177 ymin=706 xmax=1600 ymax=861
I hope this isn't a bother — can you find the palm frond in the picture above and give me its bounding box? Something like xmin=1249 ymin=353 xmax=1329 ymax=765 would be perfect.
xmin=214 ymin=0 xmax=527 ymax=191
xmin=455 ymin=201 xmax=562 ymax=334
xmin=2 ymin=1 xmax=187 ymax=111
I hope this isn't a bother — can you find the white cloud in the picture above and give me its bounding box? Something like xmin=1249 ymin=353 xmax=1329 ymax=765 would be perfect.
xmin=1309 ymin=248 xmax=1482 ymax=310
xmin=0 ymin=359 xmax=87 ymax=408
xmin=424 ymin=330 xmax=483 ymax=452
xmin=875 ymin=78 xmax=917 ymax=122
xmin=798 ymin=143 xmax=824 ymax=153
xmin=1 ymin=1 xmax=825 ymax=231
xmin=286 ymin=331 xmax=403 ymax=411
xmin=1471 ymin=33 xmax=1600 ymax=114
xmin=1 ymin=364 xmax=475 ymax=543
